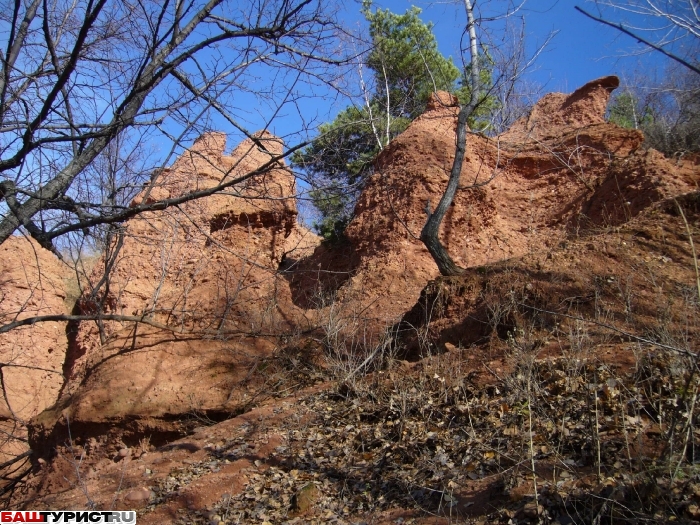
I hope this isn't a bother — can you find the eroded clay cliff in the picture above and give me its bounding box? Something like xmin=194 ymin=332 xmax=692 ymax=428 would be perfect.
xmin=18 ymin=76 xmax=700 ymax=514
xmin=315 ymin=76 xmax=697 ymax=329
xmin=30 ymin=131 xmax=319 ymax=455
xmin=0 ymin=237 xmax=70 ymax=463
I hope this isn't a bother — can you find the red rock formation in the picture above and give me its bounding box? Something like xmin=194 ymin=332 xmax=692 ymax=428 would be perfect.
xmin=338 ymin=76 xmax=697 ymax=328
xmin=30 ymin=132 xmax=319 ymax=453
xmin=0 ymin=236 xmax=70 ymax=462
xmin=15 ymin=75 xmax=700 ymax=518
xmin=25 ymin=75 xmax=700 ymax=464
xmin=499 ymin=76 xmax=621 ymax=141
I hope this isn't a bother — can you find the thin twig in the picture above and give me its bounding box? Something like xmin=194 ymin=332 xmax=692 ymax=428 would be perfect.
xmin=518 ymin=303 xmax=697 ymax=357
xmin=674 ymin=198 xmax=700 ymax=303
xmin=575 ymin=6 xmax=700 ymax=76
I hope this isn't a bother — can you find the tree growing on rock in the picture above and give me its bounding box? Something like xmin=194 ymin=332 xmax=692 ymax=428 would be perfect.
xmin=419 ymin=0 xmax=483 ymax=276
xmin=292 ymin=2 xmax=487 ymax=239
xmin=420 ymin=0 xmax=540 ymax=276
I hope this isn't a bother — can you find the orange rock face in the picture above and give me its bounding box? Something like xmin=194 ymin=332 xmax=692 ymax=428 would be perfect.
xmin=29 ymin=131 xmax=319 ymax=453
xmin=23 ymin=75 xmax=699 ymax=468
xmin=0 ymin=237 xmax=70 ymax=462
xmin=338 ymin=77 xmax=697 ymax=328
xmin=15 ymin=76 xmax=700 ymax=515
xmin=499 ymin=76 xmax=621 ymax=141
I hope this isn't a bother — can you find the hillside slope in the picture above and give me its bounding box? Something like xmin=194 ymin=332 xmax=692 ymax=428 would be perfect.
xmin=10 ymin=76 xmax=700 ymax=523
xmin=292 ymin=77 xmax=696 ymax=332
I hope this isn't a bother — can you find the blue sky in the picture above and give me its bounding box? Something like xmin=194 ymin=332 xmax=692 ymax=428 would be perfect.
xmin=264 ymin=0 xmax=673 ymax=144
xmin=355 ymin=0 xmax=668 ymax=92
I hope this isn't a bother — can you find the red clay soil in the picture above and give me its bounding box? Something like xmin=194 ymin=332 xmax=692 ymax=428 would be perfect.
xmin=397 ymin=191 xmax=700 ymax=365
xmin=28 ymin=132 xmax=321 ymax=464
xmin=331 ymin=76 xmax=696 ymax=334
xmin=21 ymin=190 xmax=700 ymax=523
xmin=10 ymin=76 xmax=700 ymax=523
xmin=0 ymin=236 xmax=71 ymax=465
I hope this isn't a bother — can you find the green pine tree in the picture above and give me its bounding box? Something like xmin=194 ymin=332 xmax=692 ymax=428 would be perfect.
xmin=292 ymin=1 xmax=460 ymax=238
xmin=293 ymin=2 xmax=495 ymax=239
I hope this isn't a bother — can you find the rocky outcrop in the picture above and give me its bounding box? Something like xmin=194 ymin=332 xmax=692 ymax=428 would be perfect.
xmin=499 ymin=75 xmax=621 ymax=141
xmin=20 ymin=192 xmax=700 ymax=517
xmin=334 ymin=76 xmax=697 ymax=329
xmin=27 ymin=76 xmax=700 ymax=456
xmin=29 ymin=132 xmax=319 ymax=457
xmin=0 ymin=237 xmax=70 ymax=462
xmin=15 ymin=76 xmax=700 ymax=515
xmin=14 ymin=76 xmax=700 ymax=517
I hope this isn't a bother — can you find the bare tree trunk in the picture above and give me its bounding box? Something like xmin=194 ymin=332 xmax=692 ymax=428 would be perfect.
xmin=419 ymin=104 xmax=469 ymax=276
xmin=420 ymin=0 xmax=480 ymax=276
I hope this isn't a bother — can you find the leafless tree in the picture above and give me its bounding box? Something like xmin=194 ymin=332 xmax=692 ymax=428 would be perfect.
xmin=0 ymin=0 xmax=346 ymax=256
xmin=483 ymin=23 xmax=546 ymax=135
xmin=420 ymin=0 xmax=550 ymax=275
xmin=419 ymin=0 xmax=481 ymax=276
xmin=0 ymin=0 xmax=346 ymax=502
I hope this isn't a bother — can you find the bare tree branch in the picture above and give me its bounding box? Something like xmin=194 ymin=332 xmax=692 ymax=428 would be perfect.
xmin=575 ymin=5 xmax=700 ymax=76
xmin=0 ymin=313 xmax=175 ymax=335
xmin=0 ymin=0 xmax=346 ymax=250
